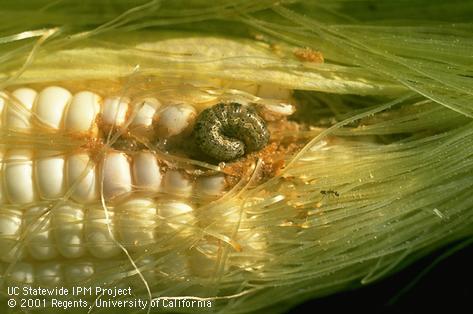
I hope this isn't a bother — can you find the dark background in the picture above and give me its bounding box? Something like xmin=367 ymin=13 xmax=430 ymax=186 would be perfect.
xmin=287 ymin=242 xmax=472 ymax=313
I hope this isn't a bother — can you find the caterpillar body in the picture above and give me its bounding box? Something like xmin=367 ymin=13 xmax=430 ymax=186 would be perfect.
xmin=194 ymin=103 xmax=270 ymax=161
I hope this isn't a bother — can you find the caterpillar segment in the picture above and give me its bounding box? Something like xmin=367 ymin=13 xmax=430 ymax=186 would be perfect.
xmin=0 ymin=81 xmax=295 ymax=290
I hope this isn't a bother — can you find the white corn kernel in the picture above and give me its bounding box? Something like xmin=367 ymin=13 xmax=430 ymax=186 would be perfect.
xmin=67 ymin=153 xmax=98 ymax=203
xmin=53 ymin=204 xmax=85 ymax=258
xmin=163 ymin=170 xmax=193 ymax=197
xmin=0 ymin=209 xmax=24 ymax=262
xmin=8 ymin=262 xmax=34 ymax=284
xmin=117 ymin=198 xmax=157 ymax=248
xmin=25 ymin=206 xmax=58 ymax=260
xmin=156 ymin=104 xmax=196 ymax=137
xmin=85 ymin=208 xmax=121 ymax=259
xmin=195 ymin=175 xmax=226 ymax=197
xmin=102 ymin=152 xmax=132 ymax=199
xmin=102 ymin=97 xmax=129 ymax=127
xmin=157 ymin=200 xmax=194 ymax=234
xmin=262 ymin=103 xmax=295 ymax=116
xmin=6 ymin=88 xmax=37 ymax=130
xmin=130 ymin=97 xmax=161 ymax=128
xmin=65 ymin=91 xmax=101 ymax=132
xmin=4 ymin=149 xmax=35 ymax=204
xmin=132 ymin=152 xmax=161 ymax=192
xmin=64 ymin=262 xmax=94 ymax=285
xmin=35 ymin=86 xmax=72 ymax=129
xmin=36 ymin=152 xmax=65 ymax=199
xmin=36 ymin=263 xmax=62 ymax=286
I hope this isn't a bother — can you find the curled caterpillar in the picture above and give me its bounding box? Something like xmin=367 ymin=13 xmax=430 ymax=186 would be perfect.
xmin=193 ymin=102 xmax=270 ymax=161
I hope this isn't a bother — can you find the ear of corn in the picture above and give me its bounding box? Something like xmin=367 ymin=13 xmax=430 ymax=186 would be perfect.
xmin=0 ymin=80 xmax=294 ymax=301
